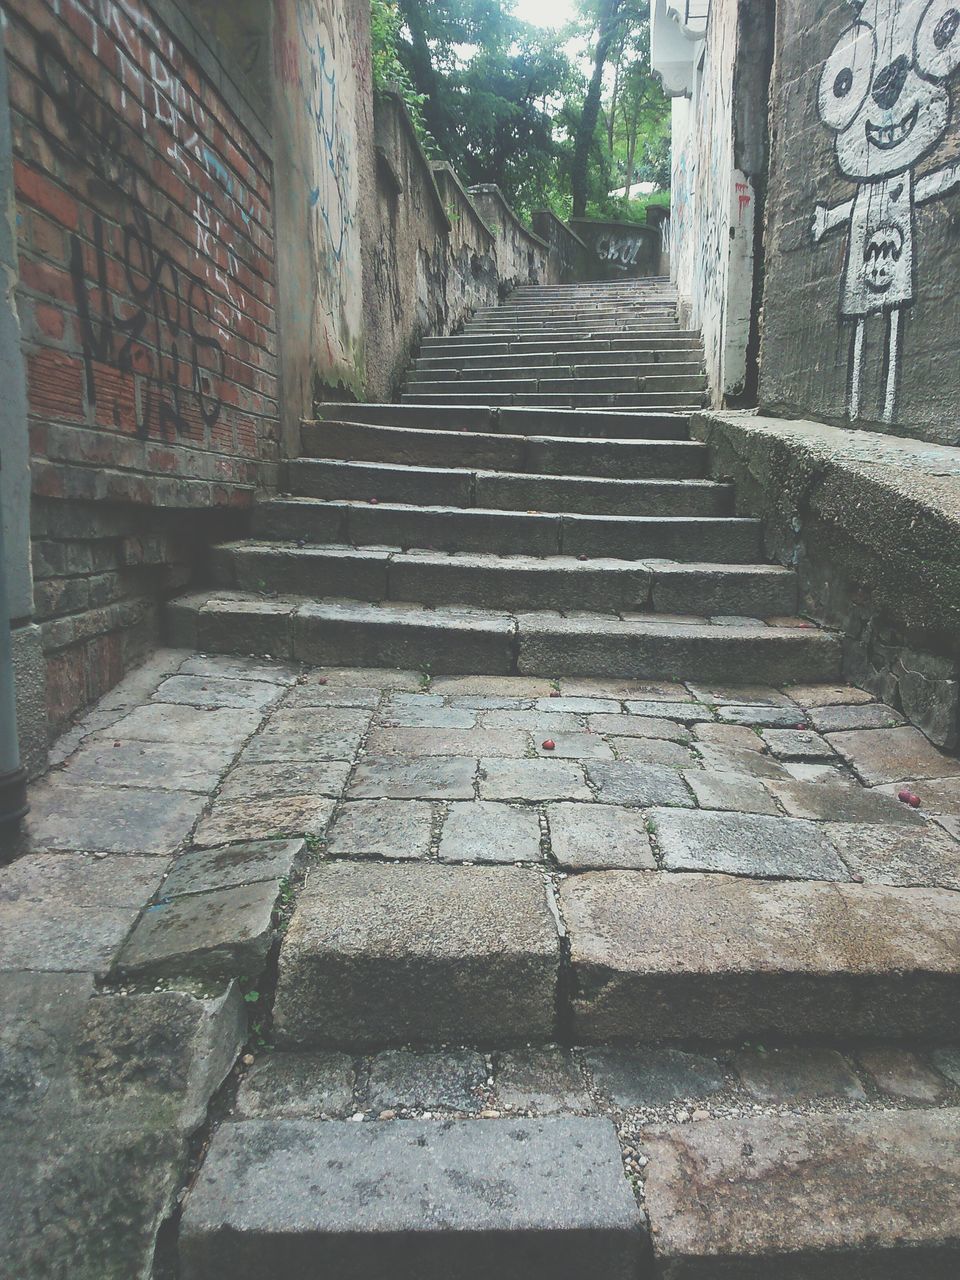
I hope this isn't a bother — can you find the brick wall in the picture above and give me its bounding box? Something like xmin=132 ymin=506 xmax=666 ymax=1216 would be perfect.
xmin=4 ymin=0 xmax=279 ymax=731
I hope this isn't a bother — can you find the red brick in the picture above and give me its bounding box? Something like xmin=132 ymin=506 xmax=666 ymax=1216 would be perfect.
xmin=33 ymin=302 xmax=66 ymax=340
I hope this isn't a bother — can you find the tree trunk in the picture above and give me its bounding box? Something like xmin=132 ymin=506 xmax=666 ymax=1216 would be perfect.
xmin=572 ymin=0 xmax=622 ymax=218
xmin=400 ymin=1 xmax=449 ymax=152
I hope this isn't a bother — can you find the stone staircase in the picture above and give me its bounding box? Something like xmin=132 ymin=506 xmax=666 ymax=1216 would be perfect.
xmin=168 ymin=282 xmax=960 ymax=1278
xmin=169 ymin=280 xmax=839 ymax=685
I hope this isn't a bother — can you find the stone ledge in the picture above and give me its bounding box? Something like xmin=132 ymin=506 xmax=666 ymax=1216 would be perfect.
xmin=692 ymin=411 xmax=960 ymax=747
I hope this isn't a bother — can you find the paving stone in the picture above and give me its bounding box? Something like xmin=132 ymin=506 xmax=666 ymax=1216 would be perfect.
xmin=70 ymin=983 xmax=246 ymax=1130
xmin=693 ymin=722 xmax=765 ymax=752
xmin=431 ymin=675 xmax=555 ymax=697
xmin=326 ymin=800 xmax=434 ymax=860
xmin=350 ymin=757 xmax=477 ymax=800
xmin=717 ymin=704 xmax=807 ymax=728
xmin=438 ymin=802 xmax=543 ymax=863
xmin=215 ymin=760 xmax=350 ymax=802
xmin=179 ymin=1118 xmax=644 ymax=1280
xmin=931 ymin=1047 xmax=960 ymax=1087
xmin=822 ymin=823 xmax=960 ymax=889
xmin=564 ymin=679 xmax=693 ymax=701
xmin=0 ymin=972 xmax=95 ymax=1117
xmin=106 ymin=702 xmax=264 ymax=745
xmin=260 ymin=707 xmax=372 ymax=739
xmin=765 ymin=781 xmax=923 ymax=824
xmin=495 ymin=1048 xmax=592 ymax=1113
xmin=241 ymin=727 xmax=364 ymax=762
xmin=548 ymin=802 xmax=656 ymax=870
xmin=827 ymin=727 xmax=960 ymax=786
xmin=808 ymin=703 xmax=905 ymax=733
xmin=589 ymin=714 xmax=691 ymax=742
xmin=304 ymin=666 xmax=422 ymax=690
xmin=876 ymin=774 xmax=960 ymax=813
xmin=684 ymin=772 xmax=780 ymax=815
xmin=587 ymin=1047 xmax=726 ymax=1109
xmin=761 ymin=728 xmax=836 ymax=760
xmin=535 ymin=732 xmax=615 ymax=760
xmin=481 ymin=709 xmax=582 ymax=733
xmin=161 ymin=840 xmax=307 ymax=898
xmin=94 ymin=648 xmax=191 ymax=708
xmin=650 ymin=810 xmax=847 ymax=880
xmin=179 ymin=655 xmax=302 ymax=684
xmin=709 ymin=615 xmax=765 ymax=627
xmin=641 ymin=1109 xmax=960 ymax=1277
xmin=562 ymin=872 xmax=960 ymax=1040
xmin=272 ymin=862 xmax=559 ymax=1047
xmin=365 ymin=725 xmax=527 ymax=757
xmin=450 ymin=695 xmax=537 ymax=710
xmin=284 ymin=683 xmax=382 ymax=709
xmin=153 ymin=675 xmax=286 ymax=711
xmin=935 ymin=815 xmax=960 ymax=841
xmin=607 ymin=736 xmax=695 ymax=767
xmin=535 ymin=696 xmax=622 ymax=714
xmin=366 ymin=1049 xmax=486 ymax=1112
xmin=587 ymin=762 xmax=694 ymax=808
xmin=193 ymin=796 xmax=336 ymax=847
xmin=696 ymin=745 xmax=792 ymax=780
xmin=117 ymin=881 xmax=282 ymax=981
xmin=688 ymin=684 xmax=794 ymax=707
xmin=733 ymin=1048 xmax=865 ymax=1103
xmin=479 ymin=758 xmax=592 ymax=801
xmin=0 ymin=852 xmax=168 ymax=907
xmin=24 ymin=782 xmax=205 ymax=854
xmin=234 ymin=1052 xmax=356 ymax=1119
xmin=857 ymin=1047 xmax=949 ymax=1103
xmin=785 ymin=682 xmax=877 ymax=708
xmin=626 ymin=700 xmax=715 ymax=721
xmin=378 ymin=703 xmax=476 ymax=728
xmin=59 ymin=739 xmax=237 ymax=793
xmin=782 ymin=761 xmax=850 ymax=783
xmin=0 ymin=898 xmax=140 ymax=975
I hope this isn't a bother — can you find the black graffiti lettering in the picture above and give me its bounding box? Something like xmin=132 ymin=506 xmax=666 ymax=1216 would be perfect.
xmin=70 ymin=218 xmax=113 ymax=404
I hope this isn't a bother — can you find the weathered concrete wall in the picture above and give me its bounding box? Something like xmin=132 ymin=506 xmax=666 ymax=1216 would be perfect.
xmin=5 ymin=0 xmax=279 ymax=733
xmin=694 ymin=410 xmax=960 ymax=748
xmin=362 ymin=93 xmax=499 ymax=402
xmin=272 ymin=0 xmax=374 ymax=432
xmin=532 ymin=210 xmax=590 ymax=284
xmin=761 ymin=1 xmax=960 ymax=443
xmin=467 ymin=186 xmax=550 ymax=293
xmin=660 ymin=0 xmax=773 ymax=403
xmin=569 ymin=217 xmax=660 ymax=280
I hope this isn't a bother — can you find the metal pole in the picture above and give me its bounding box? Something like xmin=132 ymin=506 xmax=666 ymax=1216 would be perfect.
xmin=0 ymin=449 xmax=27 ymax=844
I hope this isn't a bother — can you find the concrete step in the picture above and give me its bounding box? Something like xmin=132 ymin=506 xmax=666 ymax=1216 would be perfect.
xmin=420 ymin=333 xmax=701 ymax=353
xmin=314 ymin=403 xmax=694 ymax=440
xmin=179 ymin=1117 xmax=645 ymax=1280
xmin=405 ymin=374 xmax=708 ymax=395
xmin=415 ymin=349 xmax=703 ymax=371
xmin=421 ymin=329 xmax=698 ymax=348
xmin=299 ymin=420 xmax=711 ymax=479
xmin=402 ymin=391 xmax=707 ymax=410
xmin=642 ymin=1108 xmax=960 ymax=1279
xmin=563 ymin=871 xmax=960 ymax=1041
xmin=286 ymin=459 xmax=733 ymax=517
xmin=209 ymin=542 xmax=798 ymax=614
xmin=252 ymin=498 xmax=765 ymax=561
xmin=409 ymin=355 xmax=701 ymax=373
xmin=167 ymin=592 xmax=838 ymax=680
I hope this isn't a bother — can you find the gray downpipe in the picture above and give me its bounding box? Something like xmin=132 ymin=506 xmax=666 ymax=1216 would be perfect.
xmin=0 ymin=450 xmax=27 ymax=843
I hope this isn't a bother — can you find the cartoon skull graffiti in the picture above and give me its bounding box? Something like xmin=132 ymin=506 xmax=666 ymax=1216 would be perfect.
xmin=812 ymin=0 xmax=960 ymax=423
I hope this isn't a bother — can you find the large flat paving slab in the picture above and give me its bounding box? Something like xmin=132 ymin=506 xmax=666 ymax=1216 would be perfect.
xmin=561 ymin=871 xmax=960 ymax=1041
xmin=180 ymin=1118 xmax=645 ymax=1280
xmin=642 ymin=1109 xmax=960 ymax=1279
xmin=272 ymin=862 xmax=560 ymax=1047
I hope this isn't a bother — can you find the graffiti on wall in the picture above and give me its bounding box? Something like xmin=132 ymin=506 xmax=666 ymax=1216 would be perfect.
xmin=812 ymin=0 xmax=960 ymax=423
xmin=595 ymin=233 xmax=645 ymax=269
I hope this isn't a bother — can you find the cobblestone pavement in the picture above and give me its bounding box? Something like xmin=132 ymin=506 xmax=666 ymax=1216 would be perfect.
xmin=6 ymin=651 xmax=960 ymax=1276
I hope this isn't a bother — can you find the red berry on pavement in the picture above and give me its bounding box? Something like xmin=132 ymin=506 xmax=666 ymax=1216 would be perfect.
xmin=578 ymin=554 xmax=588 ymax=562
xmin=317 ymin=677 xmax=328 ymax=686
xmin=897 ymin=787 xmax=913 ymax=804
xmin=909 ymin=793 xmax=922 ymax=808
xmin=549 ymin=690 xmax=560 ymax=698
xmin=542 ymin=739 xmax=556 ymax=751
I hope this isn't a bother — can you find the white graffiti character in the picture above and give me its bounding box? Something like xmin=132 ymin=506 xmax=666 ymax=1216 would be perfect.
xmin=813 ymin=0 xmax=960 ymax=422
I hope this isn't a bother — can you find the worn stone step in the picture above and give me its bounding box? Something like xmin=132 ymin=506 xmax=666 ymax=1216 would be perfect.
xmin=167 ymin=593 xmax=836 ymax=682
xmin=420 ymin=334 xmax=701 ymax=353
xmin=470 ymin=303 xmax=675 ymax=317
xmin=421 ymin=328 xmax=698 ymax=348
xmin=253 ymin=498 xmax=764 ymax=561
xmin=409 ymin=360 xmax=705 ymax=381
xmin=209 ymin=542 xmax=797 ymax=614
xmin=287 ymin=459 xmax=733 ymax=517
xmin=561 ymin=872 xmax=960 ymax=1041
xmin=642 ymin=1108 xmax=960 ymax=1278
xmin=299 ymin=419 xmax=710 ymax=479
xmin=315 ymin=403 xmax=693 ymax=440
xmin=402 ymin=392 xmax=706 ymax=411
xmin=406 ymin=374 xmax=707 ymax=396
xmin=416 ymin=348 xmax=703 ymax=370
xmin=179 ymin=1118 xmax=645 ymax=1280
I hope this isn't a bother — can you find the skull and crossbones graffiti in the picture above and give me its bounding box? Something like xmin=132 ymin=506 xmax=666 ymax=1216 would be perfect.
xmin=812 ymin=0 xmax=960 ymax=422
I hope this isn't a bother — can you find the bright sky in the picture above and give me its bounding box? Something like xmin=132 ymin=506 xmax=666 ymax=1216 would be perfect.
xmin=512 ymin=0 xmax=579 ymax=29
